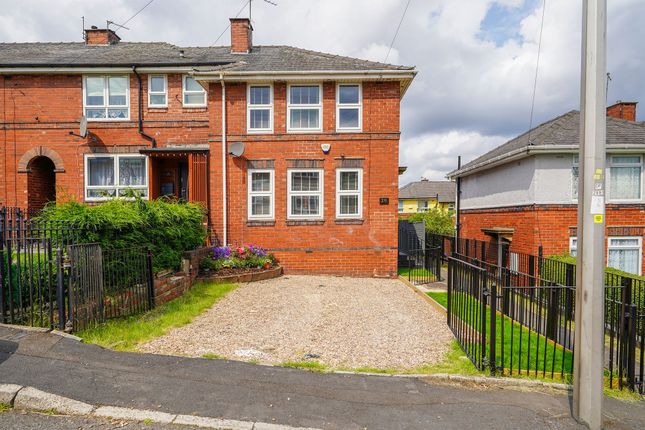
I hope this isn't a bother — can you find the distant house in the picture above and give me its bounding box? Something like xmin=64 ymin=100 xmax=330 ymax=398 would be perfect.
xmin=398 ymin=179 xmax=455 ymax=214
xmin=448 ymin=101 xmax=645 ymax=275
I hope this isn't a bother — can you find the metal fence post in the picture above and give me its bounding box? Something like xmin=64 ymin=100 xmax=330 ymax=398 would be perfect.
xmin=490 ymin=283 xmax=497 ymax=375
xmin=55 ymin=248 xmax=66 ymax=330
xmin=0 ymin=240 xmax=5 ymax=324
xmin=481 ymin=278 xmax=488 ymax=370
xmin=627 ymin=303 xmax=637 ymax=392
xmin=447 ymin=257 xmax=452 ymax=327
xmin=146 ymin=249 xmax=155 ymax=309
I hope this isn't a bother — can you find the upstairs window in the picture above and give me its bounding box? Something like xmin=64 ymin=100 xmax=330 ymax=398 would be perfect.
xmin=84 ymin=76 xmax=129 ymax=120
xmin=398 ymin=200 xmax=404 ymax=213
xmin=148 ymin=75 xmax=167 ymax=107
xmin=287 ymin=85 xmax=322 ymax=132
xmin=288 ymin=169 xmax=324 ymax=219
xmin=609 ymin=155 xmax=641 ymax=201
xmin=248 ymin=169 xmax=274 ymax=220
xmin=572 ymin=155 xmax=579 ymax=200
xmin=569 ymin=237 xmax=577 ymax=257
xmin=85 ymin=154 xmax=148 ymax=201
xmin=336 ymin=168 xmax=362 ymax=218
xmin=247 ymin=85 xmax=273 ymax=133
xmin=182 ymin=76 xmax=207 ymax=107
xmin=336 ymin=84 xmax=362 ymax=131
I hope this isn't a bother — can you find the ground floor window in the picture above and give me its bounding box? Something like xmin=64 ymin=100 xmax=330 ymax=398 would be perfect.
xmin=336 ymin=168 xmax=362 ymax=218
xmin=287 ymin=169 xmax=323 ymax=219
xmin=608 ymin=237 xmax=642 ymax=275
xmin=569 ymin=237 xmax=577 ymax=257
xmin=248 ymin=169 xmax=274 ymax=219
xmin=85 ymin=154 xmax=148 ymax=201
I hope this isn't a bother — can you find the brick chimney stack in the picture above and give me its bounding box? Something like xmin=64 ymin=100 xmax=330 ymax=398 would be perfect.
xmin=84 ymin=26 xmax=121 ymax=45
xmin=606 ymin=101 xmax=637 ymax=122
xmin=230 ymin=18 xmax=253 ymax=53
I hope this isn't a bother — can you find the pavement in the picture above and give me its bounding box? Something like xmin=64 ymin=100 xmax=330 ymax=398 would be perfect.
xmin=1 ymin=326 xmax=644 ymax=430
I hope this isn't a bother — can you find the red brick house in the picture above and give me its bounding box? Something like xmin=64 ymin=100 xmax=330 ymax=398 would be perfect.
xmin=0 ymin=18 xmax=416 ymax=277
xmin=448 ymin=102 xmax=645 ymax=275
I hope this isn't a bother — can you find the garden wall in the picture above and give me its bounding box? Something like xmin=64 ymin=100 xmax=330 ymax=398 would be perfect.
xmin=153 ymin=247 xmax=211 ymax=305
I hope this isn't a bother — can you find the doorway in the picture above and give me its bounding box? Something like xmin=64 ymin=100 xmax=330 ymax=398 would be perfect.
xmin=27 ymin=156 xmax=56 ymax=212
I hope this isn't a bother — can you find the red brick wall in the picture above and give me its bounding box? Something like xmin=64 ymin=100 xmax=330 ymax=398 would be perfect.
xmin=1 ymin=72 xmax=403 ymax=277
xmin=461 ymin=204 xmax=645 ymax=271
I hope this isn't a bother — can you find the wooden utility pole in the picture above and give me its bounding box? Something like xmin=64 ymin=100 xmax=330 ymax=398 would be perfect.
xmin=573 ymin=1 xmax=606 ymax=428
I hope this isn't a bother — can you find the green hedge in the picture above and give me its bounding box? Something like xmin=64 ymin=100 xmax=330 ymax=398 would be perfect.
xmin=547 ymin=254 xmax=645 ymax=284
xmin=38 ymin=199 xmax=207 ymax=272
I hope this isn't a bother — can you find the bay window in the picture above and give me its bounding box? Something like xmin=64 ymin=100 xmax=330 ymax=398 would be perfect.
xmin=182 ymin=75 xmax=207 ymax=107
xmin=336 ymin=169 xmax=362 ymax=218
xmin=609 ymin=155 xmax=641 ymax=201
xmin=247 ymin=85 xmax=273 ymax=132
xmin=287 ymin=84 xmax=322 ymax=132
xmin=85 ymin=154 xmax=148 ymax=201
xmin=248 ymin=169 xmax=274 ymax=219
xmin=288 ymin=170 xmax=323 ymax=219
xmin=83 ymin=75 xmax=129 ymax=120
xmin=608 ymin=237 xmax=642 ymax=275
xmin=148 ymin=75 xmax=167 ymax=107
xmin=336 ymin=84 xmax=362 ymax=131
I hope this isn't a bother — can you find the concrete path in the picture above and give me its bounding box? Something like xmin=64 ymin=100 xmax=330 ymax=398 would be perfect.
xmin=1 ymin=326 xmax=643 ymax=429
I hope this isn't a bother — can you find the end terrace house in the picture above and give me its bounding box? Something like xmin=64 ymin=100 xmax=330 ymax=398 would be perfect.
xmin=0 ymin=18 xmax=416 ymax=277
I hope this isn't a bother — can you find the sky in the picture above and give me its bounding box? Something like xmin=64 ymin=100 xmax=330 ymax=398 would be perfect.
xmin=1 ymin=0 xmax=644 ymax=185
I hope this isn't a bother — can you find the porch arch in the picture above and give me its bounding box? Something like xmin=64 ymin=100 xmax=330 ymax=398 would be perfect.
xmin=18 ymin=146 xmax=65 ymax=173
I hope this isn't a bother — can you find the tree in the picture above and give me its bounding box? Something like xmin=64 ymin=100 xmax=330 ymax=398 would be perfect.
xmin=406 ymin=209 xmax=455 ymax=235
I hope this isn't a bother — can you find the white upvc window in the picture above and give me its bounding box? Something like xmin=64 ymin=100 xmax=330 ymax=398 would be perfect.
xmin=572 ymin=155 xmax=579 ymax=200
xmin=287 ymin=84 xmax=322 ymax=132
xmin=148 ymin=75 xmax=167 ymax=107
xmin=569 ymin=237 xmax=577 ymax=257
xmin=398 ymin=200 xmax=404 ymax=213
xmin=336 ymin=83 xmax=362 ymax=131
xmin=608 ymin=155 xmax=642 ymax=201
xmin=83 ymin=75 xmax=129 ymax=120
xmin=607 ymin=236 xmax=642 ymax=275
xmin=84 ymin=154 xmax=148 ymax=201
xmin=287 ymin=169 xmax=324 ymax=219
xmin=248 ymin=169 xmax=274 ymax=220
xmin=182 ymin=75 xmax=207 ymax=107
xmin=336 ymin=168 xmax=362 ymax=218
xmin=247 ymin=84 xmax=273 ymax=133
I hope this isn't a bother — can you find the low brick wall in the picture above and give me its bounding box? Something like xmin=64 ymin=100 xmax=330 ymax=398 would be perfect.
xmin=153 ymin=246 xmax=211 ymax=306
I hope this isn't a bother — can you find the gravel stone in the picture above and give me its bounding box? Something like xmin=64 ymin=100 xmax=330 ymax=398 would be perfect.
xmin=139 ymin=275 xmax=453 ymax=370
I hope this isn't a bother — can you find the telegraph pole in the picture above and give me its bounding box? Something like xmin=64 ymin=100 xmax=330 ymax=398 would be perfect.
xmin=573 ymin=1 xmax=606 ymax=429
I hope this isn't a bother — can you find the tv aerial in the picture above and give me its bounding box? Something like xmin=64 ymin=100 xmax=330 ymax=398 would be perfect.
xmin=249 ymin=0 xmax=278 ymax=22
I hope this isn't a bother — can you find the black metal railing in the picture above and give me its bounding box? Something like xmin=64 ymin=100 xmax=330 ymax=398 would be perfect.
xmin=402 ymin=247 xmax=442 ymax=285
xmin=446 ymin=246 xmax=644 ymax=393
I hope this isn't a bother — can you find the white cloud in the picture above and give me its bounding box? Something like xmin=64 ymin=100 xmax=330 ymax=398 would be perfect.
xmin=1 ymin=0 xmax=644 ymax=187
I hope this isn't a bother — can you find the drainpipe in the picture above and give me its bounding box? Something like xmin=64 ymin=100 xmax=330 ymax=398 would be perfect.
xmin=132 ymin=66 xmax=156 ymax=147
xmin=220 ymin=73 xmax=228 ymax=245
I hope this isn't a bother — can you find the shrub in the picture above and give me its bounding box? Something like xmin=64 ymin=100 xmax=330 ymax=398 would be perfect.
xmin=405 ymin=209 xmax=455 ymax=235
xmin=200 ymin=244 xmax=277 ymax=272
xmin=38 ymin=199 xmax=207 ymax=272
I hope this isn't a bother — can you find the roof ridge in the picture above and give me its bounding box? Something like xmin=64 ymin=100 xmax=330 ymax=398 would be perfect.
xmin=281 ymin=45 xmax=412 ymax=70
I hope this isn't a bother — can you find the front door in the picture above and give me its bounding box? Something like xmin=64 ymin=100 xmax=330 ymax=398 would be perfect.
xmin=179 ymin=162 xmax=189 ymax=201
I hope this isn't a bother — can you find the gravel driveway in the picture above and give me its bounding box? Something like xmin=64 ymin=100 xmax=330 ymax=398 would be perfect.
xmin=139 ymin=275 xmax=453 ymax=370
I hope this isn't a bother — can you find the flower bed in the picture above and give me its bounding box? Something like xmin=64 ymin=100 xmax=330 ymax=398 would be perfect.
xmin=199 ymin=245 xmax=280 ymax=282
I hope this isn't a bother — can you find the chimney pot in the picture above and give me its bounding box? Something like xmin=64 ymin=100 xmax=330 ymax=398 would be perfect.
xmin=229 ymin=18 xmax=253 ymax=54
xmin=607 ymin=101 xmax=637 ymax=122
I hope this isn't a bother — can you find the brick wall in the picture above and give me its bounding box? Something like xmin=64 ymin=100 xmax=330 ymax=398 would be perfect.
xmin=1 ymin=72 xmax=403 ymax=277
xmin=461 ymin=204 xmax=645 ymax=271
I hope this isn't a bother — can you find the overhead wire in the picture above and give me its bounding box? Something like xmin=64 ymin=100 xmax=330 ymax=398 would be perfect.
xmin=210 ymin=0 xmax=251 ymax=47
xmin=384 ymin=0 xmax=412 ymax=63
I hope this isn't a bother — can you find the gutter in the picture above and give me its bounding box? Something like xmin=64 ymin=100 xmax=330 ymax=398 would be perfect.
xmin=132 ymin=66 xmax=156 ymax=148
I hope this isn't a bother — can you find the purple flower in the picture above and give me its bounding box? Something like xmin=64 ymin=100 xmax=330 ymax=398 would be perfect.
xmin=212 ymin=246 xmax=231 ymax=260
xmin=249 ymin=245 xmax=267 ymax=257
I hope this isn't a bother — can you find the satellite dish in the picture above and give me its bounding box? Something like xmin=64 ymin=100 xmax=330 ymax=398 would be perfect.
xmin=79 ymin=116 xmax=88 ymax=138
xmin=228 ymin=142 xmax=245 ymax=157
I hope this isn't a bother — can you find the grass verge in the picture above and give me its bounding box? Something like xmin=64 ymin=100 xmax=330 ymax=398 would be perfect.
xmin=281 ymin=360 xmax=328 ymax=372
xmin=397 ymin=267 xmax=436 ymax=278
xmin=78 ymin=282 xmax=238 ymax=351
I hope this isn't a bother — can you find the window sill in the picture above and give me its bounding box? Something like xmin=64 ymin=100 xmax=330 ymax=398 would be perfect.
xmin=286 ymin=220 xmax=325 ymax=226
xmin=148 ymin=106 xmax=168 ymax=110
xmin=246 ymin=220 xmax=275 ymax=227
xmin=334 ymin=218 xmax=364 ymax=225
xmin=182 ymin=106 xmax=207 ymax=110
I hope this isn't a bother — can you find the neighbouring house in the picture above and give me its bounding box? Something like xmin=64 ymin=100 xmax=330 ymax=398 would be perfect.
xmin=398 ymin=179 xmax=455 ymax=215
xmin=0 ymin=18 xmax=416 ymax=277
xmin=448 ymin=101 xmax=645 ymax=275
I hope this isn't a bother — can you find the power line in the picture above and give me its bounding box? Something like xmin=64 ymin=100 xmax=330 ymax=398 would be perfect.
xmin=526 ymin=0 xmax=547 ymax=145
xmin=119 ymin=0 xmax=157 ymax=28
xmin=210 ymin=0 xmax=251 ymax=47
xmin=384 ymin=0 xmax=412 ymax=63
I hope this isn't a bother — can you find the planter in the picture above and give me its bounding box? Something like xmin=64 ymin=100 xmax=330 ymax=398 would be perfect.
xmin=198 ymin=266 xmax=283 ymax=284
